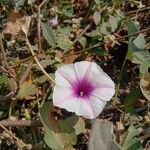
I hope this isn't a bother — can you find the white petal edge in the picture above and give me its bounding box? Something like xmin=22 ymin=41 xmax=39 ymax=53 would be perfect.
xmin=55 ymin=63 xmax=77 ymax=87
xmin=87 ymin=62 xmax=115 ymax=89
xmin=56 ymin=97 xmax=78 ymax=113
xmin=53 ymin=85 xmax=74 ymax=109
xmin=89 ymin=95 xmax=107 ymax=118
xmin=92 ymin=87 xmax=115 ymax=101
xmin=75 ymin=99 xmax=95 ymax=119
xmin=74 ymin=61 xmax=92 ymax=80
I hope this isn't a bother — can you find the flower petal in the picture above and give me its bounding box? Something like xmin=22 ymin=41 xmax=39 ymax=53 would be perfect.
xmin=57 ymin=97 xmax=78 ymax=113
xmin=87 ymin=62 xmax=115 ymax=89
xmin=74 ymin=61 xmax=92 ymax=79
xmin=89 ymin=95 xmax=107 ymax=118
xmin=53 ymin=85 xmax=74 ymax=107
xmin=92 ymin=87 xmax=115 ymax=101
xmin=55 ymin=64 xmax=77 ymax=87
xmin=75 ymin=99 xmax=95 ymax=119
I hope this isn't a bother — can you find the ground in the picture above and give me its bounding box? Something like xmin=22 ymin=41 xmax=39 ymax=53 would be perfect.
xmin=0 ymin=0 xmax=150 ymax=150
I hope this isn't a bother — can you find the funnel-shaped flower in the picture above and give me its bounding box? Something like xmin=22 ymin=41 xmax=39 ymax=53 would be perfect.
xmin=53 ymin=61 xmax=115 ymax=119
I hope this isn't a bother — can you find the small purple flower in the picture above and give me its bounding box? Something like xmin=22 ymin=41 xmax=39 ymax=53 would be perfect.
xmin=53 ymin=61 xmax=115 ymax=119
xmin=48 ymin=16 xmax=58 ymax=28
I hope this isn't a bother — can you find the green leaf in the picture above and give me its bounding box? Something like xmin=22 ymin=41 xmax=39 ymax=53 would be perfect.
xmin=62 ymin=4 xmax=74 ymax=18
xmin=44 ymin=127 xmax=76 ymax=150
xmin=88 ymin=119 xmax=121 ymax=150
xmin=93 ymin=11 xmax=101 ymax=25
xmin=133 ymin=34 xmax=146 ymax=49
xmin=127 ymin=19 xmax=150 ymax=64
xmin=140 ymin=72 xmax=150 ymax=101
xmin=90 ymin=47 xmax=107 ymax=57
xmin=124 ymin=89 xmax=141 ymax=114
xmin=42 ymin=23 xmax=56 ymax=47
xmin=99 ymin=21 xmax=109 ymax=35
xmin=40 ymin=101 xmax=54 ymax=130
xmin=127 ymin=45 xmax=150 ymax=64
xmin=140 ymin=59 xmax=150 ymax=75
xmin=74 ymin=117 xmax=85 ymax=135
xmin=40 ymin=102 xmax=77 ymax=150
xmin=0 ymin=111 xmax=3 ymax=117
xmin=57 ymin=119 xmax=75 ymax=134
xmin=121 ymin=124 xmax=142 ymax=150
xmin=44 ymin=127 xmax=64 ymax=150
xmin=0 ymin=74 xmax=8 ymax=87
xmin=126 ymin=48 xmax=133 ymax=62
xmin=127 ymin=18 xmax=138 ymax=38
xmin=132 ymin=50 xmax=150 ymax=64
xmin=14 ymin=0 xmax=25 ymax=8
xmin=109 ymin=16 xmax=118 ymax=32
xmin=57 ymin=133 xmax=77 ymax=149
xmin=57 ymin=27 xmax=71 ymax=36
xmin=35 ymin=74 xmax=55 ymax=84
xmin=57 ymin=116 xmax=85 ymax=135
xmin=78 ymin=37 xmax=86 ymax=48
xmin=40 ymin=102 xmax=64 ymax=149
xmin=94 ymin=0 xmax=101 ymax=4
xmin=16 ymin=79 xmax=39 ymax=99
xmin=56 ymin=27 xmax=72 ymax=50
xmin=28 ymin=0 xmax=36 ymax=5
xmin=57 ymin=37 xmax=72 ymax=50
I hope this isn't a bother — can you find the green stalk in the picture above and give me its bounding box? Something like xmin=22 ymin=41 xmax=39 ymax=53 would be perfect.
xmin=113 ymin=50 xmax=128 ymax=104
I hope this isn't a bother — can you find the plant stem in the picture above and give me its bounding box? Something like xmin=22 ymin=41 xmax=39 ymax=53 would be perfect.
xmin=0 ymin=120 xmax=42 ymax=127
xmin=113 ymin=50 xmax=128 ymax=104
xmin=118 ymin=27 xmax=150 ymax=40
xmin=63 ymin=24 xmax=90 ymax=54
xmin=63 ymin=43 xmax=100 ymax=58
xmin=0 ymin=123 xmax=29 ymax=149
xmin=126 ymin=6 xmax=150 ymax=15
xmin=26 ymin=37 xmax=55 ymax=84
xmin=37 ymin=0 xmax=49 ymax=52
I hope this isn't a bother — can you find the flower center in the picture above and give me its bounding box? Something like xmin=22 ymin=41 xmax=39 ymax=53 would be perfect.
xmin=72 ymin=78 xmax=94 ymax=98
xmin=79 ymin=91 xmax=84 ymax=96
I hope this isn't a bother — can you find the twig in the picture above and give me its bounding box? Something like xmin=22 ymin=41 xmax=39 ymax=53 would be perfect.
xmin=118 ymin=27 xmax=150 ymax=40
xmin=0 ymin=34 xmax=8 ymax=66
xmin=0 ymin=120 xmax=42 ymax=127
xmin=139 ymin=133 xmax=150 ymax=140
xmin=63 ymin=24 xmax=90 ymax=54
xmin=26 ymin=37 xmax=55 ymax=83
xmin=37 ymin=0 xmax=49 ymax=51
xmin=63 ymin=27 xmax=150 ymax=58
xmin=62 ymin=43 xmax=100 ymax=58
xmin=126 ymin=6 xmax=150 ymax=15
xmin=0 ymin=91 xmax=14 ymax=102
xmin=0 ymin=123 xmax=30 ymax=149
xmin=110 ymin=102 xmax=124 ymax=113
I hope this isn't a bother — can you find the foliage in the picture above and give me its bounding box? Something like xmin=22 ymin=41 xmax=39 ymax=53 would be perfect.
xmin=42 ymin=23 xmax=56 ymax=47
xmin=121 ymin=125 xmax=142 ymax=150
xmin=0 ymin=0 xmax=149 ymax=149
xmin=124 ymin=88 xmax=141 ymax=115
xmin=40 ymin=102 xmax=85 ymax=150
xmin=0 ymin=74 xmax=9 ymax=95
xmin=88 ymin=119 xmax=121 ymax=150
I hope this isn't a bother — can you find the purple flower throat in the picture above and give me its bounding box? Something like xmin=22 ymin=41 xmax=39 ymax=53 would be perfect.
xmin=72 ymin=78 xmax=94 ymax=98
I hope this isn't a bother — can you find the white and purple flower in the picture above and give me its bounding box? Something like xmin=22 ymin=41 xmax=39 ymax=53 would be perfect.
xmin=53 ymin=61 xmax=115 ymax=119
